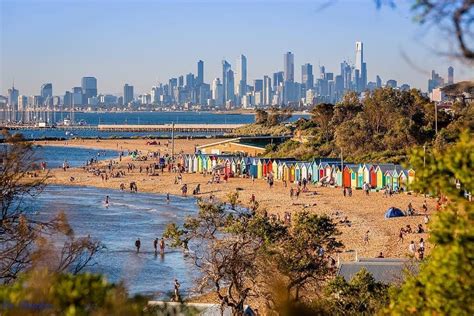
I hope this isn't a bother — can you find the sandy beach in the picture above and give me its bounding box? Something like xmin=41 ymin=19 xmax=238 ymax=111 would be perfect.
xmin=36 ymin=138 xmax=434 ymax=260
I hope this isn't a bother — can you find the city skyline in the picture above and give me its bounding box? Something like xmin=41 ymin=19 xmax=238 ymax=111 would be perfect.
xmin=1 ymin=0 xmax=472 ymax=96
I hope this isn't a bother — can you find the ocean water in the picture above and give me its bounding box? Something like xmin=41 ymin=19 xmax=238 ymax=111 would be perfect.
xmin=30 ymin=185 xmax=199 ymax=299
xmin=5 ymin=111 xmax=309 ymax=139
xmin=33 ymin=145 xmax=119 ymax=168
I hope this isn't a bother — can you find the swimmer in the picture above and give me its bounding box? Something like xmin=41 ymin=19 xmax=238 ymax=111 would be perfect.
xmin=105 ymin=195 xmax=110 ymax=208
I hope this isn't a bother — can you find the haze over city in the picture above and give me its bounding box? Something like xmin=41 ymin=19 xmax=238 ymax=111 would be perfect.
xmin=1 ymin=0 xmax=472 ymax=96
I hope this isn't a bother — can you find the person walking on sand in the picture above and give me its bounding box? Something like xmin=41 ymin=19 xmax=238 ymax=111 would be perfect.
xmin=363 ymin=230 xmax=369 ymax=245
xmin=154 ymin=238 xmax=158 ymax=255
xmin=160 ymin=237 xmax=165 ymax=254
xmin=135 ymin=238 xmax=141 ymax=253
xmin=408 ymin=240 xmax=416 ymax=255
xmin=422 ymin=200 xmax=428 ymax=213
xmin=398 ymin=228 xmax=404 ymax=243
xmin=290 ymin=187 xmax=294 ymax=199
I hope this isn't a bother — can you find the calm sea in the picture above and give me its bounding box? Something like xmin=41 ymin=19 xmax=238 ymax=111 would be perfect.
xmin=6 ymin=111 xmax=309 ymax=139
xmin=31 ymin=185 xmax=198 ymax=299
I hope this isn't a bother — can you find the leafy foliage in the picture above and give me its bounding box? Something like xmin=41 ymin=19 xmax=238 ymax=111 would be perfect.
xmin=386 ymin=130 xmax=474 ymax=315
xmin=267 ymin=87 xmax=470 ymax=163
xmin=0 ymin=130 xmax=100 ymax=283
xmin=325 ymin=268 xmax=389 ymax=315
xmin=164 ymin=201 xmax=343 ymax=314
xmin=0 ymin=269 xmax=150 ymax=315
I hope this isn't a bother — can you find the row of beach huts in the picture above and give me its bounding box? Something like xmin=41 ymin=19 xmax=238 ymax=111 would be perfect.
xmin=177 ymin=154 xmax=416 ymax=191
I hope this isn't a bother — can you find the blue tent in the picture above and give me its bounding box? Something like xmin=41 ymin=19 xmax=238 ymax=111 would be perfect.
xmin=384 ymin=207 xmax=405 ymax=218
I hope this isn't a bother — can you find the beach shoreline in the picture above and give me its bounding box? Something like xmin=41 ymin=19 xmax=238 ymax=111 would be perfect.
xmin=36 ymin=138 xmax=434 ymax=261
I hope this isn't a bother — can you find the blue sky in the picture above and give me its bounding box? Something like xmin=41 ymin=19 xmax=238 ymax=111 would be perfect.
xmin=1 ymin=0 xmax=472 ymax=96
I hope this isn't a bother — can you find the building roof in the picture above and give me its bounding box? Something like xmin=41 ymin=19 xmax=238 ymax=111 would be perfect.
xmin=337 ymin=258 xmax=418 ymax=284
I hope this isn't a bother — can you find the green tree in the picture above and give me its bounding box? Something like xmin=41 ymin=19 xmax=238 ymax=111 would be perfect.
xmin=0 ymin=269 xmax=150 ymax=316
xmin=386 ymin=130 xmax=474 ymax=315
xmin=269 ymin=212 xmax=343 ymax=301
xmin=0 ymin=130 xmax=100 ymax=283
xmin=310 ymin=103 xmax=335 ymax=143
xmin=325 ymin=268 xmax=389 ymax=315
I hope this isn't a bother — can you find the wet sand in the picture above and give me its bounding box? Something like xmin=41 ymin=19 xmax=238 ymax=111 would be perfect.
xmin=38 ymin=138 xmax=434 ymax=260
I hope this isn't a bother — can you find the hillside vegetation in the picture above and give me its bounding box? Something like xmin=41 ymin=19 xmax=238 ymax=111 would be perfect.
xmin=251 ymin=87 xmax=473 ymax=163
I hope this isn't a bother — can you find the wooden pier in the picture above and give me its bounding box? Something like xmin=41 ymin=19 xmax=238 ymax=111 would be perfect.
xmin=97 ymin=124 xmax=244 ymax=132
xmin=2 ymin=123 xmax=245 ymax=133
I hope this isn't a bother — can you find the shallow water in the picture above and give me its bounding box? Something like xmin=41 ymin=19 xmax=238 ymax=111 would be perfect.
xmin=34 ymin=145 xmax=119 ymax=168
xmin=30 ymin=185 xmax=198 ymax=299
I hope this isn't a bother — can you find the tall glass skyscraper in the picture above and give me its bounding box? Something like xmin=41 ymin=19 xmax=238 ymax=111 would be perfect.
xmin=81 ymin=77 xmax=98 ymax=100
xmin=197 ymin=60 xmax=204 ymax=86
xmin=236 ymin=54 xmax=247 ymax=99
xmin=301 ymin=63 xmax=314 ymax=89
xmin=40 ymin=83 xmax=53 ymax=99
xmin=222 ymin=60 xmax=234 ymax=103
xmin=123 ymin=84 xmax=134 ymax=105
xmin=284 ymin=52 xmax=294 ymax=82
xmin=355 ymin=41 xmax=367 ymax=91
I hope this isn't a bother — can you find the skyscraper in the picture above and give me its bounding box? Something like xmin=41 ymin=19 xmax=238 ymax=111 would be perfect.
xmin=376 ymin=75 xmax=382 ymax=88
xmin=284 ymin=52 xmax=294 ymax=82
xmin=355 ymin=41 xmax=367 ymax=91
xmin=212 ymin=78 xmax=224 ymax=107
xmin=7 ymin=83 xmax=19 ymax=107
xmin=236 ymin=54 xmax=247 ymax=99
xmin=81 ymin=77 xmax=98 ymax=100
xmin=197 ymin=60 xmax=204 ymax=86
xmin=222 ymin=60 xmax=234 ymax=103
xmin=448 ymin=66 xmax=454 ymax=85
xmin=301 ymin=63 xmax=314 ymax=89
xmin=273 ymin=71 xmax=284 ymax=88
xmin=263 ymin=76 xmax=272 ymax=105
xmin=123 ymin=84 xmax=134 ymax=105
xmin=40 ymin=83 xmax=53 ymax=99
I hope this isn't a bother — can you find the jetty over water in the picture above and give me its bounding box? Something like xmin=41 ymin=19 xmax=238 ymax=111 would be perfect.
xmin=2 ymin=123 xmax=245 ymax=133
xmin=97 ymin=124 xmax=244 ymax=132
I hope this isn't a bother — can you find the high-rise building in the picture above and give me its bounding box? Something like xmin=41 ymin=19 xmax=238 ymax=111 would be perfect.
xmin=284 ymin=52 xmax=294 ymax=82
xmin=254 ymin=79 xmax=263 ymax=92
xmin=386 ymin=80 xmax=397 ymax=88
xmin=273 ymin=71 xmax=284 ymax=88
xmin=212 ymin=78 xmax=224 ymax=107
xmin=72 ymin=87 xmax=83 ymax=106
xmin=428 ymin=70 xmax=444 ymax=92
xmin=178 ymin=76 xmax=184 ymax=87
xmin=222 ymin=60 xmax=234 ymax=103
xmin=18 ymin=95 xmax=28 ymax=111
xmin=81 ymin=77 xmax=98 ymax=100
xmin=40 ymin=83 xmax=53 ymax=99
xmin=123 ymin=84 xmax=134 ymax=105
xmin=7 ymin=83 xmax=19 ymax=107
xmin=236 ymin=54 xmax=247 ymax=99
xmin=376 ymin=75 xmax=382 ymax=88
xmin=263 ymin=76 xmax=272 ymax=105
xmin=355 ymin=41 xmax=367 ymax=91
xmin=301 ymin=63 xmax=314 ymax=89
xmin=185 ymin=73 xmax=195 ymax=89
xmin=197 ymin=60 xmax=204 ymax=86
xmin=448 ymin=66 xmax=454 ymax=85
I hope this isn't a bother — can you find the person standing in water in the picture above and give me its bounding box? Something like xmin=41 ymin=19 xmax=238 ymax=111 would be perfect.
xmin=135 ymin=238 xmax=141 ymax=253
xmin=153 ymin=238 xmax=158 ymax=255
xmin=160 ymin=237 xmax=165 ymax=254
xmin=105 ymin=195 xmax=110 ymax=208
xmin=166 ymin=193 xmax=170 ymax=204
xmin=173 ymin=279 xmax=181 ymax=302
